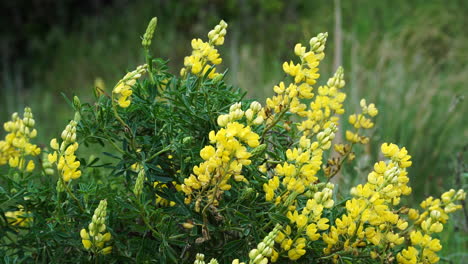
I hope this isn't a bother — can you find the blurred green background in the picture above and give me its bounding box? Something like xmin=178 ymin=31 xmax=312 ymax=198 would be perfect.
xmin=1 ymin=0 xmax=467 ymax=260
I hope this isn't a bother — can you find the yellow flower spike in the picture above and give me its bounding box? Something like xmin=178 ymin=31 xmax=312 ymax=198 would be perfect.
xmin=81 ymin=200 xmax=111 ymax=254
xmin=182 ymin=118 xmax=259 ymax=209
xmin=181 ymin=20 xmax=227 ymax=79
xmin=0 ymin=107 xmax=41 ymax=171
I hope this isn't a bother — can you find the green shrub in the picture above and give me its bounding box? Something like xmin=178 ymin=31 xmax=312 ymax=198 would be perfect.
xmin=0 ymin=17 xmax=465 ymax=264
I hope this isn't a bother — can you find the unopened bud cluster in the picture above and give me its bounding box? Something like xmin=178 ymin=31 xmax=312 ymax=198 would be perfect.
xmin=308 ymin=183 xmax=335 ymax=210
xmin=316 ymin=123 xmax=337 ymax=150
xmin=326 ymin=66 xmax=345 ymax=89
xmin=60 ymin=120 xmax=78 ymax=145
xmin=80 ymin=200 xmax=112 ymax=255
xmin=193 ymin=253 xmax=219 ymax=264
xmin=208 ymin=20 xmax=227 ymax=46
xmin=133 ymin=167 xmax=145 ymax=197
xmin=42 ymin=152 xmax=55 ymax=176
xmin=142 ymin=17 xmax=158 ymax=49
xmin=309 ymin=32 xmax=328 ymax=60
xmin=217 ymin=101 xmax=264 ymax=127
xmin=248 ymin=225 xmax=281 ymax=264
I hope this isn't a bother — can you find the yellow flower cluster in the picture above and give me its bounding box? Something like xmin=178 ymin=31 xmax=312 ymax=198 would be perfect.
xmin=180 ymin=20 xmax=227 ymax=79
xmin=48 ymin=120 xmax=81 ymax=182
xmin=5 ymin=205 xmax=32 ymax=227
xmin=80 ymin=200 xmax=112 ymax=255
xmin=181 ymin=105 xmax=260 ymax=211
xmin=298 ymin=67 xmax=346 ymax=137
xmin=112 ymin=64 xmax=148 ymax=108
xmin=397 ymin=189 xmax=465 ymax=264
xmin=263 ymin=33 xmax=329 ymax=127
xmin=345 ymin=99 xmax=378 ymax=144
xmin=261 ymin=125 xmax=336 ymax=261
xmin=0 ymin=107 xmax=40 ymax=172
xmin=264 ymin=125 xmax=336 ymax=200
xmin=273 ymin=183 xmax=334 ymax=261
xmin=381 ymin=142 xmax=412 ymax=168
xmin=324 ymin=99 xmax=377 ymax=178
xmin=323 ymin=143 xmax=412 ymax=257
xmin=260 ymin=33 xmax=351 ymax=261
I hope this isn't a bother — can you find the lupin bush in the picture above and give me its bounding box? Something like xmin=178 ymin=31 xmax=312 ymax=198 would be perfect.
xmin=0 ymin=17 xmax=465 ymax=264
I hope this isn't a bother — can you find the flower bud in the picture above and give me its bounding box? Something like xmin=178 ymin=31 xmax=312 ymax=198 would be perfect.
xmin=133 ymin=169 xmax=145 ymax=197
xmin=245 ymin=109 xmax=254 ymax=121
xmin=142 ymin=17 xmax=158 ymax=49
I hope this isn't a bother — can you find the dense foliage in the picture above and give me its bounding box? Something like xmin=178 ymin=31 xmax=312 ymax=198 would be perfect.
xmin=0 ymin=18 xmax=465 ymax=264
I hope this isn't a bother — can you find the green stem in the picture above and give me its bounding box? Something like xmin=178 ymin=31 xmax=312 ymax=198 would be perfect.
xmin=261 ymin=108 xmax=288 ymax=141
xmin=111 ymin=93 xmax=140 ymax=151
xmin=137 ymin=199 xmax=162 ymax=239
xmin=145 ymin=146 xmax=171 ymax=162
xmin=111 ymin=97 xmax=130 ymax=130
xmin=105 ymin=137 xmax=126 ymax=155
xmin=327 ymin=143 xmax=355 ymax=182
xmin=145 ymin=51 xmax=156 ymax=86
xmin=61 ymin=177 xmax=86 ymax=213
xmin=111 ymin=91 xmax=130 ymax=130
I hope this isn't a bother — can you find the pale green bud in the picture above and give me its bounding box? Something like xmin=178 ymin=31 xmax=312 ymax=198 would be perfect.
xmin=133 ymin=169 xmax=145 ymax=197
xmin=142 ymin=17 xmax=158 ymax=49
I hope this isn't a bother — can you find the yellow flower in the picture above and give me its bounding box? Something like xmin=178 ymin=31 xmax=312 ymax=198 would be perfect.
xmin=306 ymin=224 xmax=320 ymax=241
xmin=5 ymin=206 xmax=33 ymax=227
xmin=112 ymin=64 xmax=147 ymax=108
xmin=397 ymin=246 xmax=418 ymax=264
xmin=50 ymin=138 xmax=59 ymax=150
xmin=26 ymin=160 xmax=35 ymax=172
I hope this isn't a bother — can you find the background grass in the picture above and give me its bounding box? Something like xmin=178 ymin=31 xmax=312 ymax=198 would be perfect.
xmin=1 ymin=0 xmax=467 ymax=262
